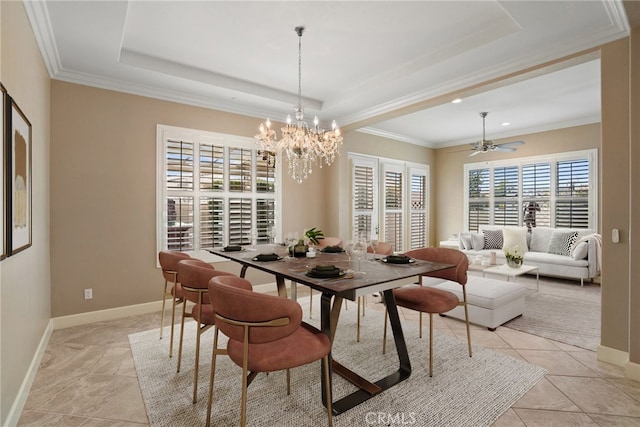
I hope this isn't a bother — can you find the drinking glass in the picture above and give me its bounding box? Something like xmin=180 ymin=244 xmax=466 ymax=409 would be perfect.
xmin=344 ymin=240 xmax=354 ymax=266
xmin=352 ymin=239 xmax=366 ymax=273
xmin=268 ymin=226 xmax=277 ymax=245
xmin=370 ymin=239 xmax=380 ymax=260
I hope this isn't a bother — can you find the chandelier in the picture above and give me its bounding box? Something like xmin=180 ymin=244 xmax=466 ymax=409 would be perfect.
xmin=255 ymin=26 xmax=343 ymax=183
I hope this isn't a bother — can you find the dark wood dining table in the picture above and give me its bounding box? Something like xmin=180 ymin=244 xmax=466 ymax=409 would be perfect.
xmin=208 ymin=244 xmax=453 ymax=415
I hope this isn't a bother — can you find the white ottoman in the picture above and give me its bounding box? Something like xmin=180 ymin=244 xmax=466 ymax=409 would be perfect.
xmin=422 ymin=276 xmax=527 ymax=330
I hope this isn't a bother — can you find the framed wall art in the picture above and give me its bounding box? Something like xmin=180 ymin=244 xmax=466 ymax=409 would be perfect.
xmin=0 ymin=84 xmax=6 ymax=260
xmin=7 ymin=96 xmax=32 ymax=255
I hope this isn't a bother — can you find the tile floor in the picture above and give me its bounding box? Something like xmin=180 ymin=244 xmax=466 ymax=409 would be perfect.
xmin=18 ymin=285 xmax=640 ymax=426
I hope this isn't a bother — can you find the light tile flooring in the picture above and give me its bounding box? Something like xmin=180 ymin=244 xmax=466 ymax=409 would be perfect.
xmin=18 ymin=286 xmax=640 ymax=426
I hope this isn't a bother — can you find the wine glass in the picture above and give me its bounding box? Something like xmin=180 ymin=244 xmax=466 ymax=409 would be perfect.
xmin=344 ymin=240 xmax=354 ymax=266
xmin=352 ymin=239 xmax=366 ymax=273
xmin=268 ymin=226 xmax=277 ymax=245
xmin=370 ymin=239 xmax=380 ymax=260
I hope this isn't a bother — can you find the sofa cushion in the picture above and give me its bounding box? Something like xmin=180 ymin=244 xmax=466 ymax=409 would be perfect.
xmin=483 ymin=229 xmax=503 ymax=249
xmin=502 ymin=227 xmax=529 ymax=253
xmin=529 ymin=227 xmax=555 ymax=252
xmin=471 ymin=232 xmax=484 ymax=250
xmin=524 ymin=251 xmax=588 ymax=267
xmin=571 ymin=241 xmax=589 ymax=260
xmin=547 ymin=230 xmax=579 ymax=256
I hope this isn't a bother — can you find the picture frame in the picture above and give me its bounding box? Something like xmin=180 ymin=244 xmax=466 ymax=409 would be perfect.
xmin=0 ymin=84 xmax=6 ymax=260
xmin=7 ymin=96 xmax=32 ymax=255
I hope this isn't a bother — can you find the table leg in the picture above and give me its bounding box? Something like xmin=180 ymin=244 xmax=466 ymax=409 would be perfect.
xmin=320 ymin=290 xmax=411 ymax=414
xmin=275 ymin=276 xmax=288 ymax=298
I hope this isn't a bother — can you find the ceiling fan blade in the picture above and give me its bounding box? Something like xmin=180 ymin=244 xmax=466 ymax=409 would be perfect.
xmin=496 ymin=140 xmax=525 ymax=148
xmin=493 ymin=146 xmax=517 ymax=152
xmin=468 ymin=150 xmax=483 ymax=157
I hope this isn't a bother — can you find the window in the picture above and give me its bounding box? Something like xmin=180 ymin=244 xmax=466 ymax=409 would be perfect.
xmin=464 ymin=149 xmax=596 ymax=231
xmin=157 ymin=125 xmax=279 ymax=255
xmin=350 ymin=154 xmax=429 ymax=252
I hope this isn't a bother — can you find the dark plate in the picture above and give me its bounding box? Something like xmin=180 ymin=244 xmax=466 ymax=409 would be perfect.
xmin=305 ymin=269 xmax=345 ymax=279
xmin=222 ymin=246 xmax=243 ymax=252
xmin=252 ymin=254 xmax=282 ymax=262
xmin=322 ymin=246 xmax=344 ymax=253
xmin=382 ymin=256 xmax=415 ymax=264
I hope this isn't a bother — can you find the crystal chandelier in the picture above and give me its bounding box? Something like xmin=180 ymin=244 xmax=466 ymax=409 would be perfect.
xmin=255 ymin=26 xmax=343 ymax=183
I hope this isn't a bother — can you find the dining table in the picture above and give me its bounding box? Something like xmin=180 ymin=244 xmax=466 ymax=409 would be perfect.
xmin=208 ymin=244 xmax=454 ymax=415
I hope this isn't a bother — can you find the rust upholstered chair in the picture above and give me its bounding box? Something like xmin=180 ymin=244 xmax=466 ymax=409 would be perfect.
xmin=383 ymin=247 xmax=472 ymax=376
xmin=175 ymin=259 xmax=237 ymax=403
xmin=158 ymin=251 xmax=191 ymax=357
xmin=355 ymin=241 xmax=394 ymax=341
xmin=206 ymin=275 xmax=333 ymax=427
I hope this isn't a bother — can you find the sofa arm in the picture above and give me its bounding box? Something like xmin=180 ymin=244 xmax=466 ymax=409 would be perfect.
xmin=586 ymin=237 xmax=599 ymax=278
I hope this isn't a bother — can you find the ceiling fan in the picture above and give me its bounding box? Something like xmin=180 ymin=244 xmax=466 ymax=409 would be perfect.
xmin=469 ymin=112 xmax=524 ymax=156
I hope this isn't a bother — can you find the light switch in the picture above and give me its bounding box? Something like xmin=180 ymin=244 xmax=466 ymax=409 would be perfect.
xmin=612 ymin=228 xmax=620 ymax=243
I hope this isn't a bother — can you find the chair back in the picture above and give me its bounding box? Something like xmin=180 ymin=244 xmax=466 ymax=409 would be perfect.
xmin=176 ymin=259 xmax=235 ymax=303
xmin=209 ymin=276 xmax=302 ymax=344
xmin=159 ymin=251 xmax=190 ymax=281
xmin=404 ymin=247 xmax=468 ymax=285
xmin=316 ymin=236 xmax=343 ymax=248
xmin=367 ymin=241 xmax=393 ymax=255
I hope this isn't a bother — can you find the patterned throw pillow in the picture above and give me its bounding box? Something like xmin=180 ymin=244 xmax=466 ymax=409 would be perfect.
xmin=483 ymin=229 xmax=503 ymax=249
xmin=547 ymin=231 xmax=579 ymax=256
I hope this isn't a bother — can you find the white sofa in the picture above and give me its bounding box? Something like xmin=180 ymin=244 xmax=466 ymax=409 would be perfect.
xmin=458 ymin=225 xmax=600 ymax=286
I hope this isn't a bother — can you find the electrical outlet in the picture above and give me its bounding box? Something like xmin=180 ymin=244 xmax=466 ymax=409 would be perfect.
xmin=84 ymin=288 xmax=93 ymax=300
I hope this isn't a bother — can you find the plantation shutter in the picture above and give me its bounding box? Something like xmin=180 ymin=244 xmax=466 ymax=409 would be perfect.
xmin=352 ymin=161 xmax=376 ymax=241
xmin=521 ymin=162 xmax=551 ymax=229
xmin=468 ymin=168 xmax=490 ymax=232
xmin=556 ymin=159 xmax=590 ymax=228
xmin=409 ymin=171 xmax=427 ymax=250
xmin=383 ymin=167 xmax=403 ymax=251
xmin=493 ymin=166 xmax=519 ymax=226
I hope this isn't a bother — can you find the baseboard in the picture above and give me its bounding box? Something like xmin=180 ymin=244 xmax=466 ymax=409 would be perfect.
xmin=5 ymin=320 xmax=54 ymax=427
xmin=52 ymin=282 xmax=279 ymax=330
xmin=626 ymin=360 xmax=640 ymax=382
xmin=597 ymin=344 xmax=629 ymax=367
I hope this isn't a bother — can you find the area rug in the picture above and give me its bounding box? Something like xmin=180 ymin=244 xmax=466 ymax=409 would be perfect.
xmin=486 ymin=271 xmax=602 ymax=351
xmin=129 ymin=297 xmax=546 ymax=427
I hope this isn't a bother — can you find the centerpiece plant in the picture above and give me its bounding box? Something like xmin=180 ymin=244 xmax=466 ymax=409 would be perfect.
xmin=504 ymin=245 xmax=524 ymax=268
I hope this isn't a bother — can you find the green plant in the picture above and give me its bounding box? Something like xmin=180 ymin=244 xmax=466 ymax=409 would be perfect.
xmin=504 ymin=245 xmax=524 ymax=266
xmin=304 ymin=227 xmax=324 ymax=245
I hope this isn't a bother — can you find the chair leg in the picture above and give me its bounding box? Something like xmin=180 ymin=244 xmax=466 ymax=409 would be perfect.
xmin=286 ymin=369 xmax=291 ymax=395
xmin=206 ymin=328 xmax=221 ymax=427
xmin=177 ymin=302 xmax=187 ymax=373
xmin=429 ymin=313 xmax=434 ymax=377
xmin=240 ymin=328 xmax=250 ymax=427
xmin=419 ymin=312 xmax=423 ymax=338
xmin=323 ymin=356 xmax=334 ymax=427
xmin=193 ymin=302 xmax=203 ymax=403
xmin=356 ymin=296 xmax=361 ymax=342
xmin=463 ymin=301 xmax=472 ymax=358
xmin=160 ymin=279 xmax=168 ymax=339
xmin=309 ymin=289 xmax=313 ymax=319
xmin=169 ymin=296 xmax=179 ymax=358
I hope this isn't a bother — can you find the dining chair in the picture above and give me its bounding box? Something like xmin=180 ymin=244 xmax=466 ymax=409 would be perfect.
xmin=382 ymin=247 xmax=472 ymax=376
xmin=175 ymin=258 xmax=237 ymax=403
xmin=356 ymin=241 xmax=394 ymax=341
xmin=308 ymin=236 xmax=344 ymax=318
xmin=206 ymin=275 xmax=333 ymax=427
xmin=158 ymin=250 xmax=191 ymax=357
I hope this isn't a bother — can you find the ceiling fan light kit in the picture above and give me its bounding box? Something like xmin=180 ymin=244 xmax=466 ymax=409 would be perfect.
xmin=469 ymin=112 xmax=524 ymax=157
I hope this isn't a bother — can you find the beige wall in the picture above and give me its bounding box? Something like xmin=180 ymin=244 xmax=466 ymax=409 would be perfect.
xmin=434 ymin=123 xmax=601 ymax=242
xmin=630 ymin=26 xmax=640 ymax=369
xmin=50 ymin=81 xmax=334 ymax=318
xmin=0 ymin=2 xmax=51 ymax=423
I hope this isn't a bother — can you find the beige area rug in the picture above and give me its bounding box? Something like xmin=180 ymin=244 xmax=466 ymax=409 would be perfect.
xmin=129 ymin=296 xmax=546 ymax=427
xmin=494 ymin=273 xmax=602 ymax=351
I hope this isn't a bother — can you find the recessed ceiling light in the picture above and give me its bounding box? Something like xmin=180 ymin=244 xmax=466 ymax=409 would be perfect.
xmin=452 ymin=98 xmax=462 ymax=104
xmin=502 ymin=122 xmax=510 ymax=126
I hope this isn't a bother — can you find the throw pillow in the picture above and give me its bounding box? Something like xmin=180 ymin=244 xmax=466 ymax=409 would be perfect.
xmin=571 ymin=241 xmax=589 ymax=260
xmin=547 ymin=231 xmax=579 ymax=256
xmin=460 ymin=233 xmax=472 ymax=250
xmin=483 ymin=229 xmax=503 ymax=249
xmin=502 ymin=227 xmax=529 ymax=253
xmin=471 ymin=232 xmax=484 ymax=250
